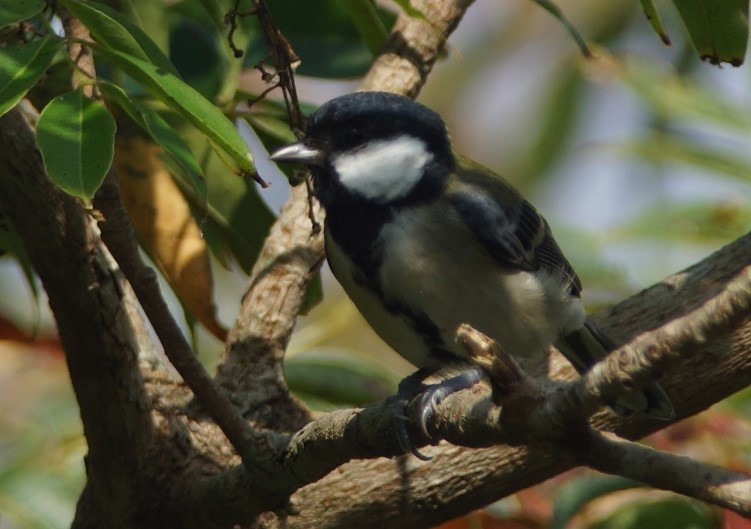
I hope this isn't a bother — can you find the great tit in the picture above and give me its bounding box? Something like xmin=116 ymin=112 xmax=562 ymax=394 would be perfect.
xmin=271 ymin=91 xmax=674 ymax=457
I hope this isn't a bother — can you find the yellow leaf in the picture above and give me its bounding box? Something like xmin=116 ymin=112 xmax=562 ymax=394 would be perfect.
xmin=114 ymin=136 xmax=227 ymax=341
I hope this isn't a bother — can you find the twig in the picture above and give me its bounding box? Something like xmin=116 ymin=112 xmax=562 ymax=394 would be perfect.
xmin=60 ymin=9 xmax=99 ymax=99
xmin=555 ymin=264 xmax=751 ymax=421
xmin=573 ymin=430 xmax=751 ymax=515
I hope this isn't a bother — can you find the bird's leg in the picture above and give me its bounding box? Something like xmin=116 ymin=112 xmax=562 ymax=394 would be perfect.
xmin=417 ymin=365 xmax=485 ymax=439
xmin=394 ymin=365 xmax=486 ymax=460
xmin=393 ymin=367 xmax=436 ymax=460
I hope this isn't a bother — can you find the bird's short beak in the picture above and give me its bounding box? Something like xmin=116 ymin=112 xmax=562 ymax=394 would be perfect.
xmin=270 ymin=142 xmax=325 ymax=167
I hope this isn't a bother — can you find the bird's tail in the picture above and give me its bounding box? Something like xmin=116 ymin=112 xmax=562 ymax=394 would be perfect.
xmin=555 ymin=321 xmax=675 ymax=419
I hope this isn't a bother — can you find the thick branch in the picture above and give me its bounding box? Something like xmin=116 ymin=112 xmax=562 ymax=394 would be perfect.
xmin=200 ymin=0 xmax=751 ymax=525
xmin=215 ymin=185 xmax=321 ymax=431
xmin=359 ymin=0 xmax=476 ymax=95
xmin=556 ymin=263 xmax=751 ymax=420
xmin=263 ymin=233 xmax=751 ymax=529
xmin=0 ymin=106 xmax=156 ymax=516
xmin=216 ymin=0 xmax=477 ymax=431
xmin=59 ymin=12 xmax=265 ymax=471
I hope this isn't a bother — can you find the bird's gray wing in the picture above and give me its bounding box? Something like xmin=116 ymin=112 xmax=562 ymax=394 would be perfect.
xmin=449 ymin=156 xmax=582 ymax=296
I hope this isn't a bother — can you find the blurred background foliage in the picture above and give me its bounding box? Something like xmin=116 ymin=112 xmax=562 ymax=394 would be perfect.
xmin=1 ymin=0 xmax=750 ymax=527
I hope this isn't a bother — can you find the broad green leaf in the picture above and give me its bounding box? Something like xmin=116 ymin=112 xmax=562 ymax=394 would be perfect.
xmin=0 ymin=0 xmax=45 ymax=28
xmin=0 ymin=36 xmax=63 ymax=118
xmin=169 ymin=19 xmax=225 ymax=100
xmin=36 ymin=88 xmax=116 ymax=201
xmin=98 ymin=81 xmax=206 ymax=199
xmin=93 ymin=45 xmax=255 ymax=177
xmin=673 ymin=0 xmax=749 ymax=66
xmin=639 ymin=0 xmax=671 ymax=45
xmin=242 ymin=0 xmax=397 ymax=78
xmin=172 ymin=119 xmax=274 ymax=273
xmin=285 ymin=348 xmax=398 ymax=406
xmin=198 ymin=0 xmax=252 ymax=105
xmin=551 ymin=475 xmax=642 ymax=529
xmin=340 ymin=0 xmax=389 ymax=56
xmin=58 ymin=0 xmax=179 ymax=76
xmin=169 ymin=0 xmax=245 ymax=102
xmin=589 ymin=497 xmax=717 ymax=529
xmin=120 ymin=0 xmax=170 ymax=53
xmin=244 ymin=114 xmax=296 ymax=145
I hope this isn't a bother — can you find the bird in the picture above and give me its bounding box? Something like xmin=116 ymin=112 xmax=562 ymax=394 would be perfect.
xmin=270 ymin=91 xmax=674 ymax=458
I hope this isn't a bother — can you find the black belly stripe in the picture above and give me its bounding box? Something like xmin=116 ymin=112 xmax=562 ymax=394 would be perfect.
xmin=326 ymin=215 xmax=458 ymax=361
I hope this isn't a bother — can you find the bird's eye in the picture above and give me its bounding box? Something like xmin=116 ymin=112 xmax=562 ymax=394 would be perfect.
xmin=346 ymin=128 xmax=365 ymax=145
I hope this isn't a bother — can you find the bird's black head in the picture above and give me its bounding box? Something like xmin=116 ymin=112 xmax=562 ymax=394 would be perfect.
xmin=271 ymin=92 xmax=454 ymax=208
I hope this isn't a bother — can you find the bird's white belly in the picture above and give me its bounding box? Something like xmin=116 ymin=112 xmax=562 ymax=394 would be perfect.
xmin=325 ymin=205 xmax=585 ymax=373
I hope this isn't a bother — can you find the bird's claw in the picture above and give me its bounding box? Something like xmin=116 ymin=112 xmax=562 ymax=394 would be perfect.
xmin=392 ymin=366 xmax=486 ymax=460
xmin=392 ymin=395 xmax=433 ymax=461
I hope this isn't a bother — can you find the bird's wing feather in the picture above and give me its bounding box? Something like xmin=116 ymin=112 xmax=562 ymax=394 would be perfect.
xmin=449 ymin=155 xmax=582 ymax=296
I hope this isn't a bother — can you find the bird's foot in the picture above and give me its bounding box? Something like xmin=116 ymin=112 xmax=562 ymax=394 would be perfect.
xmin=393 ymin=366 xmax=486 ymax=460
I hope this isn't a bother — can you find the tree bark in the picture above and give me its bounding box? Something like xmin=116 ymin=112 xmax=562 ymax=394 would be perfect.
xmin=1 ymin=0 xmax=750 ymax=526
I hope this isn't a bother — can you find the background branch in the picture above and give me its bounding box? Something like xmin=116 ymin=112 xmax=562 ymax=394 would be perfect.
xmin=557 ymin=263 xmax=751 ymax=420
xmin=572 ymin=430 xmax=751 ymax=515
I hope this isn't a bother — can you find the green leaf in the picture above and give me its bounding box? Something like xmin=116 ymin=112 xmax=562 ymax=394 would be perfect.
xmin=639 ymin=0 xmax=671 ymax=45
xmin=120 ymin=0 xmax=170 ymax=53
xmin=93 ymin=45 xmax=255 ymax=177
xmin=551 ymin=475 xmax=643 ymax=529
xmin=244 ymin=113 xmax=296 ymax=145
xmin=0 ymin=36 xmax=63 ymax=118
xmin=242 ymin=0 xmax=397 ymax=78
xmin=98 ymin=81 xmax=206 ymax=199
xmin=285 ymin=348 xmax=398 ymax=406
xmin=36 ymin=88 xmax=116 ymax=201
xmin=173 ymin=120 xmax=275 ymax=273
xmin=0 ymin=0 xmax=45 ymax=28
xmin=589 ymin=497 xmax=717 ymax=529
xmin=169 ymin=19 xmax=225 ymax=100
xmin=672 ymin=0 xmax=749 ymax=66
xmin=533 ymin=0 xmax=591 ymax=57
xmin=340 ymin=0 xmax=389 ymax=56
xmin=518 ymin=65 xmax=583 ymax=187
xmin=58 ymin=0 xmax=179 ymax=76
xmin=0 ymin=206 xmax=40 ymax=310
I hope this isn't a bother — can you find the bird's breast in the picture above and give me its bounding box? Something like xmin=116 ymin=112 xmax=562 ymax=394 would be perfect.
xmin=325 ymin=203 xmax=585 ymax=374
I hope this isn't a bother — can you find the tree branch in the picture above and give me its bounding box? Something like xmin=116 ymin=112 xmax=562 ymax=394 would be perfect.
xmin=556 ymin=262 xmax=751 ymax=421
xmin=215 ymin=0 xmax=478 ymax=433
xmin=0 ymin=105 xmax=157 ymax=519
xmin=573 ymin=430 xmax=751 ymax=515
xmin=215 ymin=185 xmax=321 ymax=431
xmin=59 ymin=12 xmax=287 ymax=500
xmin=258 ymin=233 xmax=751 ymax=528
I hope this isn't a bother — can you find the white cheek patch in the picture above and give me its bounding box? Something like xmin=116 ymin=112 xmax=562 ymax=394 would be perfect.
xmin=332 ymin=135 xmax=432 ymax=202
